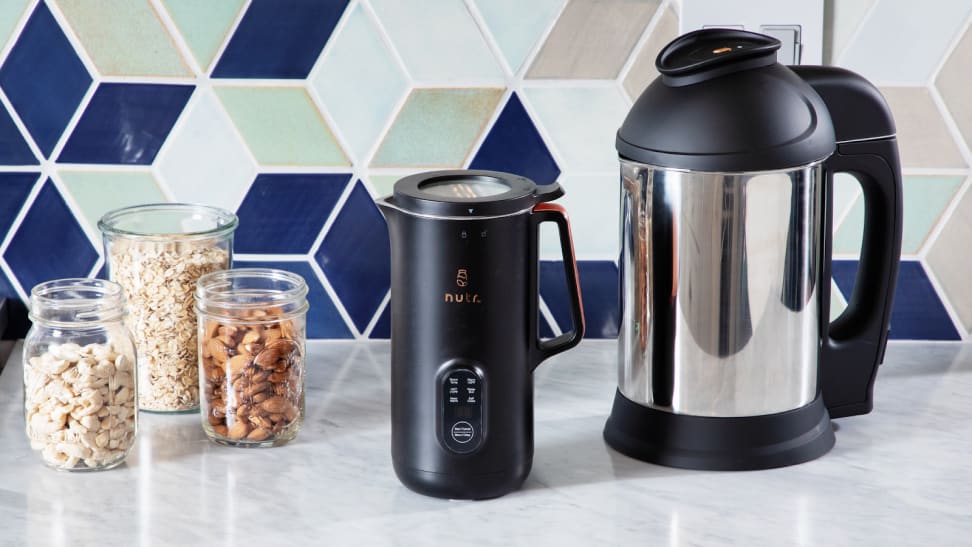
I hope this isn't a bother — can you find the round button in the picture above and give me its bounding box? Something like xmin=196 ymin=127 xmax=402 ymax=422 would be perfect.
xmin=451 ymin=421 xmax=475 ymax=444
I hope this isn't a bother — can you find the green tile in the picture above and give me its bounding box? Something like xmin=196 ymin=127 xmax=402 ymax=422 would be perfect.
xmin=59 ymin=170 xmax=167 ymax=233
xmin=834 ymin=175 xmax=964 ymax=257
xmin=216 ymin=86 xmax=348 ymax=166
xmin=0 ymin=0 xmax=30 ymax=51
xmin=900 ymin=175 xmax=964 ymax=253
xmin=162 ymin=0 xmax=245 ymax=72
xmin=369 ymin=175 xmax=401 ymax=198
xmin=55 ymin=0 xmax=191 ymax=77
xmin=371 ymin=88 xmax=504 ymax=168
xmin=830 ymin=280 xmax=847 ymax=321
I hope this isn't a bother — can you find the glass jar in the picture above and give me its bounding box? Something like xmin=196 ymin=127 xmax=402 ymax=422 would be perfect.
xmin=99 ymin=203 xmax=237 ymax=413
xmin=195 ymin=268 xmax=308 ymax=447
xmin=23 ymin=279 xmax=138 ymax=471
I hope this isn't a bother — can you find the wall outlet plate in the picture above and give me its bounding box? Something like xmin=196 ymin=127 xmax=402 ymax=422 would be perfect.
xmin=679 ymin=0 xmax=824 ymax=65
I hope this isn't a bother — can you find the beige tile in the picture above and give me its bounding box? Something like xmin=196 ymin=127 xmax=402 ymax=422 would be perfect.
xmin=527 ymin=0 xmax=660 ymax=79
xmin=622 ymin=5 xmax=677 ymax=100
xmin=926 ymin=181 xmax=972 ymax=333
xmin=880 ymin=87 xmax=967 ymax=169
xmin=936 ymin=27 xmax=972 ymax=156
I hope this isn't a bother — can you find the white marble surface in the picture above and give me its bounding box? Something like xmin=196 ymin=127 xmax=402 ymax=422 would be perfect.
xmin=1 ymin=340 xmax=970 ymax=546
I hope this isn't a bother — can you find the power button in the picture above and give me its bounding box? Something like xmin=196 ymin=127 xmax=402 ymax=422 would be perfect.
xmin=451 ymin=421 xmax=474 ymax=443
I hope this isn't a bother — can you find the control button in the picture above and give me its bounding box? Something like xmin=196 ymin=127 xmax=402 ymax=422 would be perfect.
xmin=449 ymin=397 xmax=459 ymax=403
xmin=449 ymin=387 xmax=459 ymax=394
xmin=466 ymin=387 xmax=476 ymax=394
xmin=466 ymin=378 xmax=476 ymax=385
xmin=451 ymin=421 xmax=474 ymax=443
xmin=449 ymin=378 xmax=459 ymax=385
xmin=466 ymin=397 xmax=476 ymax=404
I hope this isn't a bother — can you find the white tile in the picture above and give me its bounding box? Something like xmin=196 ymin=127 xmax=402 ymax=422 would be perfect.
xmin=156 ymin=89 xmax=257 ymax=211
xmin=472 ymin=0 xmax=564 ymax=73
xmin=540 ymin=174 xmax=619 ymax=260
xmin=829 ymin=0 xmax=876 ymax=62
xmin=312 ymin=4 xmax=407 ymax=162
xmin=370 ymin=0 xmax=503 ymax=82
xmin=521 ymin=85 xmax=630 ymax=173
xmin=838 ymin=0 xmax=972 ymax=84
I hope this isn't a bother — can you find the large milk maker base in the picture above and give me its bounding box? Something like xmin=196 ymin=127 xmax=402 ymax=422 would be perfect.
xmin=603 ymin=390 xmax=836 ymax=471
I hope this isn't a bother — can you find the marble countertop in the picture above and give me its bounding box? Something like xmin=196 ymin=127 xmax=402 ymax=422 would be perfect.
xmin=1 ymin=340 xmax=970 ymax=546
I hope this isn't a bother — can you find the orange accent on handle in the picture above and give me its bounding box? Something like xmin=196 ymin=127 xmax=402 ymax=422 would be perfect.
xmin=532 ymin=202 xmax=586 ymax=328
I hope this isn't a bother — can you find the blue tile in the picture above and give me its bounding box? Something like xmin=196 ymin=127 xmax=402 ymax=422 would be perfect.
xmin=369 ymin=302 xmax=390 ymax=339
xmin=0 ymin=267 xmax=19 ymax=302
xmin=0 ymin=3 xmax=91 ymax=158
xmin=314 ymin=181 xmax=390 ymax=333
xmin=0 ymin=172 xmax=38 ymax=236
xmin=469 ymin=93 xmax=560 ymax=184
xmin=234 ymin=259 xmax=353 ymax=339
xmin=58 ymin=83 xmax=194 ymax=165
xmin=832 ymin=260 xmax=960 ymax=341
xmin=3 ymin=179 xmax=98 ymax=294
xmin=539 ymin=311 xmax=556 ymax=339
xmin=540 ymin=260 xmax=619 ymax=339
xmin=235 ymin=173 xmax=350 ymax=254
xmin=0 ymin=106 xmax=36 ymax=164
xmin=212 ymin=0 xmax=349 ymax=78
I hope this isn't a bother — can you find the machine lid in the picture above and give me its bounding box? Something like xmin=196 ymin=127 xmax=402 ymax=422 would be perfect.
xmin=388 ymin=170 xmax=562 ymax=218
xmin=616 ymin=28 xmax=837 ymax=172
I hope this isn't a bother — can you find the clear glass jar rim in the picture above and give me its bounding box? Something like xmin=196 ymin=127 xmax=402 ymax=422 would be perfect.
xmin=195 ymin=268 xmax=310 ymax=320
xmin=98 ymin=203 xmax=238 ymax=241
xmin=29 ymin=278 xmax=126 ymax=324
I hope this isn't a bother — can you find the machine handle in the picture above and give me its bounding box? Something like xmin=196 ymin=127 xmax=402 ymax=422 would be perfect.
xmin=529 ymin=203 xmax=585 ymax=369
xmin=819 ymin=138 xmax=902 ymax=418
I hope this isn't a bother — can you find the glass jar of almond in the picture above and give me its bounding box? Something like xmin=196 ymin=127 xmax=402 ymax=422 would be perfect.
xmin=194 ymin=268 xmax=307 ymax=447
xmin=99 ymin=204 xmax=237 ymax=413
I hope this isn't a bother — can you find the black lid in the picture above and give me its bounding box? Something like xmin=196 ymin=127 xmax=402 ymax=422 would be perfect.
xmin=617 ymin=29 xmax=836 ymax=172
xmin=390 ymin=170 xmax=563 ymax=217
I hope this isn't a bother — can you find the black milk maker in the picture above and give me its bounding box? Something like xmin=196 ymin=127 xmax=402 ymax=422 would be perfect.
xmin=378 ymin=170 xmax=585 ymax=499
xmin=603 ymin=29 xmax=903 ymax=470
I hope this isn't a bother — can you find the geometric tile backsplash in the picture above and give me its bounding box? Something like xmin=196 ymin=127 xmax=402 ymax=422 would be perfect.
xmin=1 ymin=0 xmax=971 ymax=341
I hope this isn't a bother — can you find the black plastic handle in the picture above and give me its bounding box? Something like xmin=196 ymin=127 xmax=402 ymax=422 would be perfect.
xmin=529 ymin=203 xmax=585 ymax=370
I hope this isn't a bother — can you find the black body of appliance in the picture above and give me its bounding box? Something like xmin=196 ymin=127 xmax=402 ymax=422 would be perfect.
xmin=378 ymin=170 xmax=585 ymax=499
xmin=604 ymin=29 xmax=903 ymax=470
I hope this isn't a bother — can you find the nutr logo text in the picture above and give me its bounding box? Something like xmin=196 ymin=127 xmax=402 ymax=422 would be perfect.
xmin=445 ymin=268 xmax=482 ymax=304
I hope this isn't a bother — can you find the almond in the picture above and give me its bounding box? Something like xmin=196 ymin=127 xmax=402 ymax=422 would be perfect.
xmin=260 ymin=396 xmax=289 ymax=415
xmin=254 ymin=346 xmax=281 ymax=368
xmin=247 ymin=427 xmax=271 ymax=441
xmin=244 ymin=381 xmax=270 ymax=397
xmin=227 ymin=420 xmax=249 ymax=440
xmin=251 ymin=392 xmax=269 ymax=404
xmin=208 ymin=339 xmax=229 ymax=364
xmin=213 ymin=424 xmax=228 ymax=437
xmin=268 ymin=413 xmax=285 ymax=423
xmin=241 ymin=329 xmax=262 ymax=346
xmin=227 ymin=354 xmax=250 ymax=376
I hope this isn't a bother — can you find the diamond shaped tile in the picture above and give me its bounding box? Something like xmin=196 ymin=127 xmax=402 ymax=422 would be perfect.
xmin=0 ymin=172 xmax=38 ymax=237
xmin=3 ymin=179 xmax=98 ymax=293
xmin=926 ymin=185 xmax=972 ymax=333
xmin=833 ymin=260 xmax=960 ymax=340
xmin=216 ymin=86 xmax=348 ymax=167
xmin=472 ymin=0 xmax=564 ymax=73
xmin=369 ymin=301 xmax=390 ymax=339
xmin=54 ymin=0 xmax=191 ymax=77
xmin=527 ymin=0 xmax=660 ymax=79
xmin=541 ymin=175 xmax=617 ymax=258
xmin=829 ymin=279 xmax=847 ymax=321
xmin=311 ymin=3 xmax=407 ymax=162
xmin=233 ymin=259 xmax=353 ymax=339
xmin=161 ymin=0 xmax=246 ymax=72
xmin=371 ymin=0 xmax=502 ymax=82
xmin=0 ymin=1 xmax=30 ymax=52
xmin=0 ymin=2 xmax=91 ymax=158
xmin=836 ymin=175 xmax=964 ymax=257
xmin=0 ymin=265 xmax=19 ymax=302
xmin=838 ymin=0 xmax=972 ymax=84
xmin=829 ymin=0 xmax=877 ymax=62
xmin=58 ymin=170 xmax=167 ymax=234
xmin=314 ymin=181 xmax=390 ymax=333
xmin=234 ymin=173 xmax=350 ymax=254
xmin=58 ymin=83 xmax=194 ymax=165
xmin=522 ymin=86 xmax=629 ymax=172
xmin=371 ymin=88 xmax=504 ymax=168
xmin=0 ymin=105 xmax=36 ymax=164
xmin=936 ymin=23 xmax=972 ymax=153
xmin=212 ymin=0 xmax=348 ymax=79
xmin=880 ymin=87 xmax=966 ymax=169
xmin=469 ymin=92 xmax=560 ymax=184
xmin=540 ymin=260 xmax=618 ymax=338
xmin=157 ymin=89 xmax=256 ymax=211
xmin=622 ymin=4 xmax=677 ymax=100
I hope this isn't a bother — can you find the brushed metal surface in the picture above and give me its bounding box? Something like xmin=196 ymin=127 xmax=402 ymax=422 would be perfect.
xmin=618 ymin=160 xmax=822 ymax=417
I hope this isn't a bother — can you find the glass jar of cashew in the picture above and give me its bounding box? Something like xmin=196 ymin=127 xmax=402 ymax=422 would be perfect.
xmin=195 ymin=268 xmax=308 ymax=447
xmin=99 ymin=204 xmax=237 ymax=413
xmin=23 ymin=279 xmax=138 ymax=471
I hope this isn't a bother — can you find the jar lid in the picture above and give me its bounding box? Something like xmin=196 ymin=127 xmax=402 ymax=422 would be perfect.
xmin=384 ymin=170 xmax=563 ymax=218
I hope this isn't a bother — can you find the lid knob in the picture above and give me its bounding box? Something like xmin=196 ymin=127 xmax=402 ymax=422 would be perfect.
xmin=657 ymin=28 xmax=781 ymax=87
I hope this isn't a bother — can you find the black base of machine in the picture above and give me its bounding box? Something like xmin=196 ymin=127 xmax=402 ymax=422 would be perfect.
xmin=603 ymin=390 xmax=835 ymax=470
xmin=394 ymin=459 xmax=531 ymax=500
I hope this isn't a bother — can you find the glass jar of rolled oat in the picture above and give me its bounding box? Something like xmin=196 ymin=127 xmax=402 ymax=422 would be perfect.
xmin=23 ymin=279 xmax=138 ymax=471
xmin=195 ymin=268 xmax=307 ymax=447
xmin=99 ymin=204 xmax=237 ymax=413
